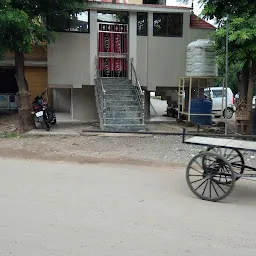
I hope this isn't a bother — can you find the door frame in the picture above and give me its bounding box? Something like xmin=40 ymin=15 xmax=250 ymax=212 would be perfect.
xmin=97 ymin=22 xmax=129 ymax=78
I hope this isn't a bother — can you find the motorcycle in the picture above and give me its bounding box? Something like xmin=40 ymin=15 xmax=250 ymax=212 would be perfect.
xmin=31 ymin=89 xmax=56 ymax=131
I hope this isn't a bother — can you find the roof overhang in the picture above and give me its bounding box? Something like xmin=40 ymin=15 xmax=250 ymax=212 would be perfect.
xmin=0 ymin=60 xmax=47 ymax=67
xmin=87 ymin=2 xmax=191 ymax=13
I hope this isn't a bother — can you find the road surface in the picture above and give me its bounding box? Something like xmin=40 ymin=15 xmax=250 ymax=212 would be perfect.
xmin=0 ymin=158 xmax=256 ymax=255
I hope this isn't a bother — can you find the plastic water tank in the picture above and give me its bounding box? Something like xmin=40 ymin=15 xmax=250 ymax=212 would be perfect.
xmin=190 ymin=99 xmax=212 ymax=125
xmin=186 ymin=39 xmax=218 ymax=77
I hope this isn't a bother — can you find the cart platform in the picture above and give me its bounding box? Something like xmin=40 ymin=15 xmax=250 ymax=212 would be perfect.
xmin=182 ymin=129 xmax=256 ymax=202
xmin=184 ymin=136 xmax=256 ymax=152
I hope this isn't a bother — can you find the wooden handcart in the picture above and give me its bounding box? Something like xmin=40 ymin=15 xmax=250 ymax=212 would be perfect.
xmin=182 ymin=130 xmax=256 ymax=202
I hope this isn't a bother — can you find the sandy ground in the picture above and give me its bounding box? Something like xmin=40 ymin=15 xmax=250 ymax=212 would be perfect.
xmin=0 ymin=158 xmax=256 ymax=255
xmin=0 ymin=111 xmax=19 ymax=134
xmin=0 ymin=110 xmax=256 ymax=255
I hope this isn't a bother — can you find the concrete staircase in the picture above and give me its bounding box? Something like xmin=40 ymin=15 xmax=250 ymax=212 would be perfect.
xmin=96 ymin=78 xmax=145 ymax=131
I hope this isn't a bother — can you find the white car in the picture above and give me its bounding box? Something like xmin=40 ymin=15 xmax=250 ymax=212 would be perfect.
xmin=253 ymin=96 xmax=256 ymax=109
xmin=204 ymin=87 xmax=235 ymax=119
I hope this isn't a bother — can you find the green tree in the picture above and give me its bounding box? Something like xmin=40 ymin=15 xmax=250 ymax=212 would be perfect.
xmin=0 ymin=0 xmax=87 ymax=132
xmin=179 ymin=0 xmax=256 ymax=133
xmin=201 ymin=1 xmax=256 ymax=120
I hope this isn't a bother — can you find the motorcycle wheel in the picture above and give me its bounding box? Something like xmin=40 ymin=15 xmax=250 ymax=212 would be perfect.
xmin=42 ymin=120 xmax=50 ymax=131
xmin=51 ymin=118 xmax=57 ymax=125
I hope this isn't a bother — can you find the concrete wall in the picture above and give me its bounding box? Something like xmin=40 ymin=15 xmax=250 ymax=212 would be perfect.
xmin=72 ymin=85 xmax=99 ymax=122
xmin=137 ymin=12 xmax=191 ymax=91
xmin=189 ymin=28 xmax=213 ymax=43
xmin=53 ymin=88 xmax=71 ymax=112
xmin=129 ymin=12 xmax=138 ymax=79
xmin=47 ymin=33 xmax=90 ymax=87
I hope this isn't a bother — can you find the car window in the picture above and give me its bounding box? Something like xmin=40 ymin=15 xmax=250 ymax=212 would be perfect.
xmin=212 ymin=90 xmax=226 ymax=98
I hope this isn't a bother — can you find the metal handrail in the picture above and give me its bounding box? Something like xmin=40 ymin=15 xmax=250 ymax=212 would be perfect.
xmin=95 ymin=56 xmax=106 ymax=94
xmin=95 ymin=56 xmax=106 ymax=126
xmin=130 ymin=58 xmax=145 ymax=123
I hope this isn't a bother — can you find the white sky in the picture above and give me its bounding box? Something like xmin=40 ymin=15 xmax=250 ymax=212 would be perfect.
xmin=166 ymin=0 xmax=201 ymax=15
xmin=166 ymin=0 xmax=216 ymax=25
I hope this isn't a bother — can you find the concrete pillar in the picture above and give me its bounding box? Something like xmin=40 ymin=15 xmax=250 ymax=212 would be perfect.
xmin=89 ymin=10 xmax=98 ymax=85
xmin=144 ymin=91 xmax=150 ymax=119
xmin=128 ymin=12 xmax=137 ymax=79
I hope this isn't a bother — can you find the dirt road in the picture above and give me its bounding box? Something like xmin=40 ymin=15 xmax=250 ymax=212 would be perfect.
xmin=0 ymin=158 xmax=256 ymax=255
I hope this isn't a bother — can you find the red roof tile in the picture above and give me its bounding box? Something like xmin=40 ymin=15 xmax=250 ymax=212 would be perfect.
xmin=190 ymin=13 xmax=216 ymax=30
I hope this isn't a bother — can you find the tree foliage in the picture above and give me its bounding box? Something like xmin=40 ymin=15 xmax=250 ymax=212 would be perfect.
xmin=0 ymin=0 xmax=87 ymax=132
xmin=178 ymin=0 xmax=256 ymax=132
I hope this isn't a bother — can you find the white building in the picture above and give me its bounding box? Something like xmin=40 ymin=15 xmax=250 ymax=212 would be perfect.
xmin=0 ymin=0 xmax=215 ymax=130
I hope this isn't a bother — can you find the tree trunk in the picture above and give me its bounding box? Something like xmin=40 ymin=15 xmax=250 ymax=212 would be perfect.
xmin=15 ymin=51 xmax=34 ymax=133
xmin=239 ymin=61 xmax=250 ymax=101
xmin=246 ymin=60 xmax=256 ymax=134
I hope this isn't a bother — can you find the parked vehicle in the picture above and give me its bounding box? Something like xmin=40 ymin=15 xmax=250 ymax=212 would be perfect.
xmin=253 ymin=96 xmax=256 ymax=109
xmin=204 ymin=87 xmax=235 ymax=119
xmin=167 ymin=105 xmax=178 ymax=118
xmin=31 ymin=89 xmax=56 ymax=131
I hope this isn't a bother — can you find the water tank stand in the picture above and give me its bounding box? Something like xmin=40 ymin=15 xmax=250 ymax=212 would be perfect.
xmin=178 ymin=76 xmax=224 ymax=123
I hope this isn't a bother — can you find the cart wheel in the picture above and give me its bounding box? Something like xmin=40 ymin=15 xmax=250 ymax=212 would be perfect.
xmin=186 ymin=152 xmax=235 ymax=202
xmin=206 ymin=146 xmax=244 ymax=181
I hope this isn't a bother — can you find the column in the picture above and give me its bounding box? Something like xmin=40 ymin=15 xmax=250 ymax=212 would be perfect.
xmin=89 ymin=10 xmax=98 ymax=85
xmin=128 ymin=12 xmax=137 ymax=79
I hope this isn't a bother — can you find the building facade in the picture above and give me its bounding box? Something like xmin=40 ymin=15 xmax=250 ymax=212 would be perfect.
xmin=0 ymin=2 xmax=215 ymax=129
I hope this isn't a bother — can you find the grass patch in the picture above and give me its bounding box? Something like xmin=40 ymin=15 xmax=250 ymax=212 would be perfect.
xmin=0 ymin=133 xmax=20 ymax=139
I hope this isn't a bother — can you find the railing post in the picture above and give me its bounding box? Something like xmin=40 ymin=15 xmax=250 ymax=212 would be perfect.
xmin=130 ymin=60 xmax=132 ymax=82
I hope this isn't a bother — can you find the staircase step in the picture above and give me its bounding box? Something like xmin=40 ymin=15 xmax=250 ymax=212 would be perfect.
xmin=101 ymin=78 xmax=132 ymax=85
xmin=103 ymin=85 xmax=134 ymax=90
xmin=104 ymin=94 xmax=136 ymax=101
xmin=106 ymin=106 xmax=141 ymax=111
xmin=105 ymin=118 xmax=142 ymax=125
xmin=105 ymin=100 xmax=139 ymax=107
xmin=96 ymin=78 xmax=145 ymax=131
xmin=105 ymin=111 xmax=142 ymax=118
xmin=103 ymin=124 xmax=146 ymax=132
xmin=106 ymin=89 xmax=136 ymax=96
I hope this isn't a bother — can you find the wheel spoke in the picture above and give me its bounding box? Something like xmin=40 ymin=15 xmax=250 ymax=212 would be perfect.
xmin=203 ymin=157 xmax=215 ymax=164
xmin=190 ymin=166 xmax=203 ymax=174
xmin=219 ymin=165 xmax=229 ymax=183
xmin=212 ymin=179 xmax=227 ymax=193
xmin=186 ymin=151 xmax=235 ymax=201
xmin=222 ymin=165 xmax=235 ymax=178
xmin=190 ymin=177 xmax=205 ymax=184
xmin=211 ymin=180 xmax=219 ymax=197
xmin=224 ymin=147 xmax=227 ymax=157
xmin=202 ymin=179 xmax=209 ymax=196
xmin=194 ymin=159 xmax=203 ymax=169
xmin=223 ymin=164 xmax=230 ymax=174
xmin=209 ymin=179 xmax=212 ymax=198
xmin=228 ymin=155 xmax=240 ymax=162
xmin=207 ymin=147 xmax=244 ymax=182
xmin=224 ymin=170 xmax=228 ymax=183
xmin=194 ymin=179 xmax=208 ymax=191
xmin=225 ymin=149 xmax=233 ymax=161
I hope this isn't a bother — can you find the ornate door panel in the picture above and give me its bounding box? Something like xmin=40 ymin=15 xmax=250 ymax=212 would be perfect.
xmin=98 ymin=22 xmax=128 ymax=78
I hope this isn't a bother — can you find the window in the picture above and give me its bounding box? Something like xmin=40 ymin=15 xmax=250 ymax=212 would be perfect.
xmin=137 ymin=13 xmax=148 ymax=36
xmin=48 ymin=11 xmax=89 ymax=33
xmin=153 ymin=13 xmax=183 ymax=37
xmin=212 ymin=89 xmax=227 ymax=98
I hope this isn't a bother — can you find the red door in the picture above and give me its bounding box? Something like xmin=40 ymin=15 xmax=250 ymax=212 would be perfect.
xmin=98 ymin=23 xmax=128 ymax=77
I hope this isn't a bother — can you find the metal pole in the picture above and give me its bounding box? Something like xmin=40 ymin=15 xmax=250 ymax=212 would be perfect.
xmin=188 ymin=77 xmax=192 ymax=122
xmin=225 ymin=14 xmax=229 ymax=134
